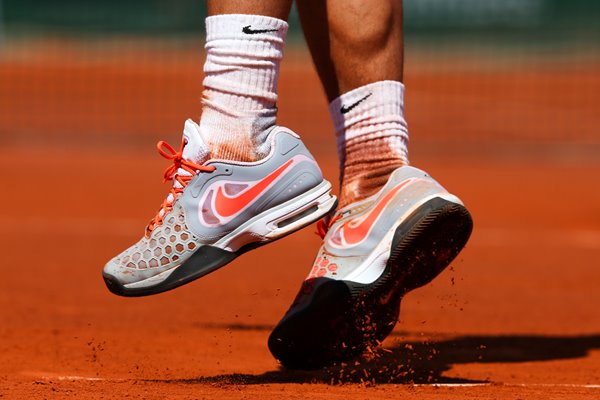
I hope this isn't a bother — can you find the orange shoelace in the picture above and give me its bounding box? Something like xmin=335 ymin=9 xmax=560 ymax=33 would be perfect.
xmin=315 ymin=214 xmax=341 ymax=239
xmin=146 ymin=139 xmax=215 ymax=235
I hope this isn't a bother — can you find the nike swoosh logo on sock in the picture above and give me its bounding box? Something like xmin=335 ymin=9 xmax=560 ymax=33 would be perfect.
xmin=242 ymin=25 xmax=279 ymax=35
xmin=340 ymin=93 xmax=373 ymax=114
xmin=331 ymin=178 xmax=416 ymax=247
xmin=213 ymin=159 xmax=294 ymax=219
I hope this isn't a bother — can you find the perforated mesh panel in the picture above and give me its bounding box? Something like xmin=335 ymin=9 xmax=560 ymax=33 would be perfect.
xmin=113 ymin=203 xmax=200 ymax=270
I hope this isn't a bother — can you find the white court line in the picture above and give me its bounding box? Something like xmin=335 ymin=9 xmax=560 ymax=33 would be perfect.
xmin=22 ymin=371 xmax=108 ymax=382
xmin=22 ymin=371 xmax=600 ymax=389
xmin=415 ymin=383 xmax=488 ymax=387
xmin=1 ymin=214 xmax=598 ymax=249
xmin=524 ymin=384 xmax=600 ymax=389
xmin=30 ymin=375 xmax=600 ymax=389
xmin=417 ymin=383 xmax=600 ymax=389
xmin=53 ymin=375 xmax=105 ymax=382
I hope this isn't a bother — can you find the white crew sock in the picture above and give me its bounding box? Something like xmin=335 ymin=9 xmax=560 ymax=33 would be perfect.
xmin=329 ymin=80 xmax=409 ymax=208
xmin=198 ymin=14 xmax=288 ymax=162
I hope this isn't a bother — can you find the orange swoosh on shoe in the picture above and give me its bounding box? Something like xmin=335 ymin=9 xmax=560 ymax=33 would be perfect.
xmin=214 ymin=159 xmax=294 ymax=218
xmin=336 ymin=178 xmax=415 ymax=247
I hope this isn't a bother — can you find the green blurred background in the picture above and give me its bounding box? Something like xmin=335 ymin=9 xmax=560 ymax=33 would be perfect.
xmin=2 ymin=0 xmax=599 ymax=40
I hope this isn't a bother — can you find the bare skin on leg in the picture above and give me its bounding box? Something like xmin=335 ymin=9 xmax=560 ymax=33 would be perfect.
xmin=297 ymin=0 xmax=404 ymax=101
xmin=208 ymin=0 xmax=293 ymax=20
xmin=298 ymin=0 xmax=408 ymax=207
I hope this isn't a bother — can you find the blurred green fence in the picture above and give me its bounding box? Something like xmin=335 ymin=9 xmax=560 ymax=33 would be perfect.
xmin=2 ymin=0 xmax=599 ymax=40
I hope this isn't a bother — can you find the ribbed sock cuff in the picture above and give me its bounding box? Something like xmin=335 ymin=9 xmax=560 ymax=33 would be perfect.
xmin=203 ymin=14 xmax=288 ymax=113
xmin=205 ymin=14 xmax=289 ymax=41
xmin=329 ymin=80 xmax=409 ymax=175
xmin=329 ymin=80 xmax=406 ymax=138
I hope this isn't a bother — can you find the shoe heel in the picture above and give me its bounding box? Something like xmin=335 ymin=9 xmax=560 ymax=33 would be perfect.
xmin=216 ymin=180 xmax=336 ymax=252
xmin=389 ymin=197 xmax=473 ymax=293
xmin=266 ymin=183 xmax=336 ymax=239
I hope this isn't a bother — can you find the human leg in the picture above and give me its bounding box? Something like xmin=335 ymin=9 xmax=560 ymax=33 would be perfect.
xmin=207 ymin=0 xmax=292 ymax=21
xmin=199 ymin=0 xmax=292 ymax=162
xmin=102 ymin=1 xmax=336 ymax=296
xmin=268 ymin=0 xmax=472 ymax=369
xmin=297 ymin=0 xmax=408 ymax=209
xmin=297 ymin=0 xmax=404 ymax=100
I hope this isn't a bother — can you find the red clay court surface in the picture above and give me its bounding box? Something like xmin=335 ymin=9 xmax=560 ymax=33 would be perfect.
xmin=1 ymin=47 xmax=599 ymax=399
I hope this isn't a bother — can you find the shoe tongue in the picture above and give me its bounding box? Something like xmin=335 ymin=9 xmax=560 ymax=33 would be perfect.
xmin=166 ymin=119 xmax=211 ymax=196
xmin=182 ymin=119 xmax=210 ymax=164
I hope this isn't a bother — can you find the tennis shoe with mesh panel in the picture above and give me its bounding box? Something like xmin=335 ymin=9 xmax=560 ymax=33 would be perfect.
xmin=103 ymin=119 xmax=336 ymax=297
xmin=268 ymin=165 xmax=472 ymax=369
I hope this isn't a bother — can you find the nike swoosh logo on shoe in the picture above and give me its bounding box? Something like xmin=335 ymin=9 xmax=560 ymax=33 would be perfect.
xmin=330 ymin=178 xmax=417 ymax=248
xmin=214 ymin=159 xmax=294 ymax=219
xmin=242 ymin=25 xmax=279 ymax=34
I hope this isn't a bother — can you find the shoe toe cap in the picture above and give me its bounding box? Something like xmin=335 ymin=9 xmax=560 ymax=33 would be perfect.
xmin=102 ymin=258 xmax=140 ymax=285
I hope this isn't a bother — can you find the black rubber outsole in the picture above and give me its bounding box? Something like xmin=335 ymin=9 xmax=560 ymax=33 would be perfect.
xmin=268 ymin=196 xmax=473 ymax=370
xmin=102 ymin=245 xmax=237 ymax=297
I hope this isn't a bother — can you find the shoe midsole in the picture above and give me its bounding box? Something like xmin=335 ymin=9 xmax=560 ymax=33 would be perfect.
xmin=124 ymin=180 xmax=335 ymax=289
xmin=214 ymin=179 xmax=335 ymax=252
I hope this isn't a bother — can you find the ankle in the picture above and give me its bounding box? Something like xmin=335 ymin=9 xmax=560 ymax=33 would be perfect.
xmin=329 ymin=81 xmax=410 ymax=207
xmin=339 ymin=157 xmax=407 ymax=208
xmin=199 ymin=110 xmax=275 ymax=162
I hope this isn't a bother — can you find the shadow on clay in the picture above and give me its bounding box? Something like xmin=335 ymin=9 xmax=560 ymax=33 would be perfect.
xmin=154 ymin=325 xmax=600 ymax=385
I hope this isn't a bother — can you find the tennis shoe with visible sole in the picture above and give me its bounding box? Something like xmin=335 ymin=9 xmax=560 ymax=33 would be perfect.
xmin=268 ymin=165 xmax=473 ymax=369
xmin=103 ymin=120 xmax=336 ymax=297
